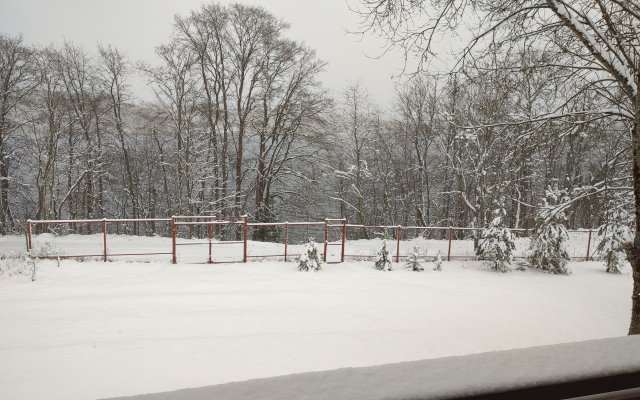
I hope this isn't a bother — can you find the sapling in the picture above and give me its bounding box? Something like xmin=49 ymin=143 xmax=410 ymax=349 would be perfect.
xmin=433 ymin=251 xmax=443 ymax=271
xmin=375 ymin=240 xmax=393 ymax=271
xmin=528 ymin=183 xmax=571 ymax=274
xmin=405 ymin=245 xmax=424 ymax=271
xmin=28 ymin=253 xmax=38 ymax=282
xmin=596 ymin=207 xmax=632 ymax=274
xmin=477 ymin=199 xmax=515 ymax=272
xmin=296 ymin=238 xmax=322 ymax=272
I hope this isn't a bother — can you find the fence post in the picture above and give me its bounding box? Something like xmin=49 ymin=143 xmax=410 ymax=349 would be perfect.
xmin=447 ymin=227 xmax=453 ymax=262
xmin=396 ymin=225 xmax=401 ymax=263
xmin=243 ymin=216 xmax=247 ymax=263
xmin=284 ymin=222 xmax=289 ymax=262
xmin=586 ymin=229 xmax=593 ymax=261
xmin=208 ymin=223 xmax=213 ymax=264
xmin=102 ymin=218 xmax=108 ymax=262
xmin=26 ymin=220 xmax=32 ymax=251
xmin=171 ymin=216 xmax=177 ymax=264
xmin=341 ymin=219 xmax=346 ymax=263
xmin=323 ymin=219 xmax=328 ymax=262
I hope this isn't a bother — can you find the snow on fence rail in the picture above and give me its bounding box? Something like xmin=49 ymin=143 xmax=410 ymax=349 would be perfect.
xmin=23 ymin=217 xmax=598 ymax=264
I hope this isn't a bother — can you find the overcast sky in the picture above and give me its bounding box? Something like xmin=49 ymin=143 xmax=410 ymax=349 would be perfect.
xmin=0 ymin=0 xmax=434 ymax=109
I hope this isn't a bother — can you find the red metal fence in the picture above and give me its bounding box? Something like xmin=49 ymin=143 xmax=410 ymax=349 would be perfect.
xmin=25 ymin=217 xmax=598 ymax=264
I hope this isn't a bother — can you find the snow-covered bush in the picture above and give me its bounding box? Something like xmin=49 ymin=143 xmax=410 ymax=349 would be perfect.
xmin=296 ymin=238 xmax=322 ymax=272
xmin=477 ymin=201 xmax=515 ymax=272
xmin=528 ymin=184 xmax=570 ymax=274
xmin=596 ymin=207 xmax=632 ymax=274
xmin=433 ymin=251 xmax=443 ymax=271
xmin=0 ymin=252 xmax=39 ymax=281
xmin=375 ymin=240 xmax=392 ymax=271
xmin=31 ymin=240 xmax=55 ymax=258
xmin=0 ymin=255 xmax=30 ymax=277
xmin=405 ymin=246 xmax=424 ymax=271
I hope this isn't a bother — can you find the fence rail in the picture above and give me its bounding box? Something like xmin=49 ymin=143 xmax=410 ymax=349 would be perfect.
xmin=24 ymin=217 xmax=598 ymax=264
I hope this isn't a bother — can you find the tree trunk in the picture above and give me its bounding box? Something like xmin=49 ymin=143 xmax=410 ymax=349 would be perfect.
xmin=0 ymin=130 xmax=9 ymax=234
xmin=629 ymin=116 xmax=640 ymax=335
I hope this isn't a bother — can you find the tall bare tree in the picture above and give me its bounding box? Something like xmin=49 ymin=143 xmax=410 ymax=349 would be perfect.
xmin=98 ymin=45 xmax=140 ymax=227
xmin=0 ymin=33 xmax=37 ymax=233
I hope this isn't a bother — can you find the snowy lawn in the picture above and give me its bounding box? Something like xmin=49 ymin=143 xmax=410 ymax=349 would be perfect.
xmin=0 ymin=259 xmax=632 ymax=400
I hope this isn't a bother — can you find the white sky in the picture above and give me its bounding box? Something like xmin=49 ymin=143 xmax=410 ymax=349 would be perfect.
xmin=0 ymin=0 xmax=441 ymax=109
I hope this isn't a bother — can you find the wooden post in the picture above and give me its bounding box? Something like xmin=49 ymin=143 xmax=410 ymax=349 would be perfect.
xmin=586 ymin=229 xmax=593 ymax=261
xmin=447 ymin=227 xmax=453 ymax=262
xmin=102 ymin=218 xmax=108 ymax=262
xmin=208 ymin=223 xmax=213 ymax=264
xmin=396 ymin=225 xmax=401 ymax=263
xmin=323 ymin=219 xmax=328 ymax=262
xmin=341 ymin=219 xmax=346 ymax=262
xmin=26 ymin=220 xmax=32 ymax=251
xmin=284 ymin=222 xmax=289 ymax=262
xmin=171 ymin=216 xmax=177 ymax=264
xmin=243 ymin=216 xmax=247 ymax=263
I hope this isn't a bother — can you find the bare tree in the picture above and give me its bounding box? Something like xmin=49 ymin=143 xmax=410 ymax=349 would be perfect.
xmin=53 ymin=42 xmax=107 ymax=227
xmin=98 ymin=45 xmax=140 ymax=228
xmin=396 ymin=77 xmax=440 ymax=226
xmin=175 ymin=4 xmax=232 ymax=215
xmin=334 ymin=83 xmax=377 ymax=237
xmin=141 ymin=41 xmax=199 ymax=217
xmin=0 ymin=33 xmax=37 ymax=233
xmin=32 ymin=47 xmax=65 ymax=224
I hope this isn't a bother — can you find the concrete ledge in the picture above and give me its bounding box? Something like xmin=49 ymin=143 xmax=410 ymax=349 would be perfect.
xmin=105 ymin=335 xmax=640 ymax=400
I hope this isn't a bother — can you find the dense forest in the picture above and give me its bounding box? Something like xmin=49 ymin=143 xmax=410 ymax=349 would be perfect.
xmin=0 ymin=2 xmax=632 ymax=236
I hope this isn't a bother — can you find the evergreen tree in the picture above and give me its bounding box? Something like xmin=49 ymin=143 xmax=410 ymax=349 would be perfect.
xmin=252 ymin=208 xmax=282 ymax=242
xmin=528 ymin=183 xmax=571 ymax=274
xmin=433 ymin=251 xmax=443 ymax=271
xmin=296 ymin=238 xmax=322 ymax=272
xmin=596 ymin=207 xmax=632 ymax=274
xmin=405 ymin=245 xmax=424 ymax=271
xmin=375 ymin=240 xmax=392 ymax=271
xmin=477 ymin=199 xmax=515 ymax=272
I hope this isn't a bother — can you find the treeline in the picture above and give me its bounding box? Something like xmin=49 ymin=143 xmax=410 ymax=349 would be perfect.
xmin=0 ymin=2 xmax=631 ymax=236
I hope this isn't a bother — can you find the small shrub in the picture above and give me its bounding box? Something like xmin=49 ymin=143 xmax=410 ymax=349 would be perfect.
xmin=375 ymin=240 xmax=392 ymax=271
xmin=477 ymin=201 xmax=515 ymax=273
xmin=0 ymin=255 xmax=31 ymax=277
xmin=433 ymin=251 xmax=443 ymax=271
xmin=405 ymin=246 xmax=424 ymax=271
xmin=528 ymin=184 xmax=570 ymax=274
xmin=296 ymin=238 xmax=322 ymax=272
xmin=31 ymin=240 xmax=55 ymax=258
xmin=596 ymin=207 xmax=632 ymax=274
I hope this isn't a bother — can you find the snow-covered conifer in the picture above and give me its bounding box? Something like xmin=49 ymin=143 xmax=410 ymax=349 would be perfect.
xmin=596 ymin=207 xmax=632 ymax=274
xmin=478 ymin=199 xmax=515 ymax=272
xmin=433 ymin=251 xmax=443 ymax=271
xmin=296 ymin=238 xmax=322 ymax=272
xmin=375 ymin=240 xmax=392 ymax=271
xmin=527 ymin=183 xmax=570 ymax=274
xmin=405 ymin=246 xmax=424 ymax=271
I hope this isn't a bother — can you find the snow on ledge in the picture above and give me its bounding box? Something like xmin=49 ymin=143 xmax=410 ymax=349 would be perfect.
xmin=105 ymin=336 xmax=640 ymax=400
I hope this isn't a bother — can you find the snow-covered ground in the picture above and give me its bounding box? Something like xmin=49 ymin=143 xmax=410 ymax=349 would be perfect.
xmin=0 ymin=254 xmax=632 ymax=400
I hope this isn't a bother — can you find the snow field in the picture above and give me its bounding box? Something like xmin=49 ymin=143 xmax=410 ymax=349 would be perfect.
xmin=0 ymin=257 xmax=632 ymax=400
